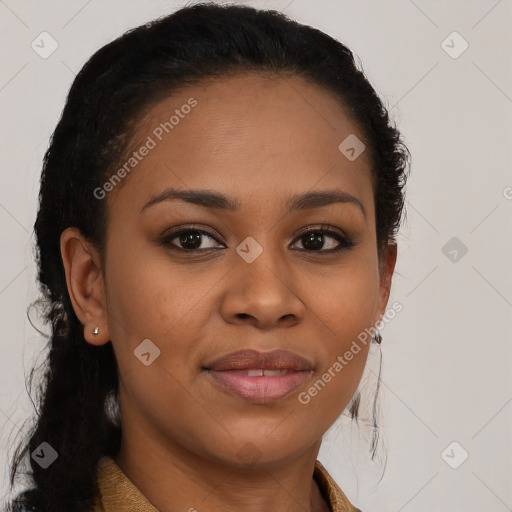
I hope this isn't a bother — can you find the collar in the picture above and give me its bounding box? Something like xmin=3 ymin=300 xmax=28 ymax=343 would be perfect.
xmin=93 ymin=455 xmax=360 ymax=512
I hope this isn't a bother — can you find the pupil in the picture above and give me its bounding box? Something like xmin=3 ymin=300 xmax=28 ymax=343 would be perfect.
xmin=180 ymin=232 xmax=201 ymax=249
xmin=304 ymin=233 xmax=323 ymax=250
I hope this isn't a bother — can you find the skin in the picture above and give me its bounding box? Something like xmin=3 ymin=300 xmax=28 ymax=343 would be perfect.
xmin=61 ymin=72 xmax=396 ymax=512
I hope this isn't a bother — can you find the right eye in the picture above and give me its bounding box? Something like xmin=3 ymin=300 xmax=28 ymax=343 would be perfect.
xmin=159 ymin=227 xmax=225 ymax=252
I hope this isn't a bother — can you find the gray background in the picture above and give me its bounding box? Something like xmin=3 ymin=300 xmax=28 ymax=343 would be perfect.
xmin=1 ymin=1 xmax=511 ymax=510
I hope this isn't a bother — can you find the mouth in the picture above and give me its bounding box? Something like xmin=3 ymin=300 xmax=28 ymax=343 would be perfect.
xmin=203 ymin=349 xmax=314 ymax=404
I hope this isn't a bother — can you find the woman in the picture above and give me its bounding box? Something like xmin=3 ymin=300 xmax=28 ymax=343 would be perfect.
xmin=7 ymin=3 xmax=409 ymax=511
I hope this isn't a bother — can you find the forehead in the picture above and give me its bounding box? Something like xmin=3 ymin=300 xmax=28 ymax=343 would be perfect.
xmin=106 ymin=72 xmax=374 ymax=220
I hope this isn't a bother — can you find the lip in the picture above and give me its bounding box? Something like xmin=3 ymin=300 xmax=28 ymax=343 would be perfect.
xmin=205 ymin=349 xmax=314 ymax=372
xmin=204 ymin=349 xmax=314 ymax=404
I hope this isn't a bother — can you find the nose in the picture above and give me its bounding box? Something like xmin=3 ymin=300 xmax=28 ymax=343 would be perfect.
xmin=219 ymin=252 xmax=306 ymax=330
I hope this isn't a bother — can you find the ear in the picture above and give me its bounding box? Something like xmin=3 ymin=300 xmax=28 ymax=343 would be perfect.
xmin=60 ymin=227 xmax=110 ymax=346
xmin=375 ymin=243 xmax=398 ymax=325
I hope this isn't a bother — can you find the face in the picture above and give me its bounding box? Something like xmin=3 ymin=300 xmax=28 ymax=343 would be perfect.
xmin=65 ymin=72 xmax=396 ymax=468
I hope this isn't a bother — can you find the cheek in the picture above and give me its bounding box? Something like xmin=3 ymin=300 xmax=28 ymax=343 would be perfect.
xmin=299 ymin=255 xmax=379 ymax=418
xmin=308 ymin=250 xmax=380 ymax=349
xmin=103 ymin=248 xmax=208 ymax=430
xmin=103 ymin=240 xmax=227 ymax=387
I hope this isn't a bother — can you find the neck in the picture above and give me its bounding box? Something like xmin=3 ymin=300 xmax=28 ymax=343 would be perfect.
xmin=114 ymin=432 xmax=330 ymax=512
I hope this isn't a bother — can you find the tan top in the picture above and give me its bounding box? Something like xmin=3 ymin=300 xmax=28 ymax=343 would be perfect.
xmin=93 ymin=456 xmax=361 ymax=512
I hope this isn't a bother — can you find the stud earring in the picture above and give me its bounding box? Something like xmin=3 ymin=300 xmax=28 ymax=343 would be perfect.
xmin=372 ymin=330 xmax=382 ymax=344
xmin=92 ymin=326 xmax=100 ymax=336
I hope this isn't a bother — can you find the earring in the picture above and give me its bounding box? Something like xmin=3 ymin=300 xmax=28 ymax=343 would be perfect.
xmin=92 ymin=326 xmax=100 ymax=336
xmin=372 ymin=330 xmax=382 ymax=344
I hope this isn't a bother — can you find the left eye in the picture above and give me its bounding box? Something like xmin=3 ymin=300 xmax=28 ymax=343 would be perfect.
xmin=291 ymin=228 xmax=353 ymax=252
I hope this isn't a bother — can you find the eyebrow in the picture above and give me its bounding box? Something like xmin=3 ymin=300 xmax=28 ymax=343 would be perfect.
xmin=140 ymin=188 xmax=366 ymax=218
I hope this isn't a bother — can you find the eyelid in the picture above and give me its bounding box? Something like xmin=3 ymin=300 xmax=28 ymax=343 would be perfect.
xmin=293 ymin=224 xmax=349 ymax=240
xmin=159 ymin=224 xmax=225 ymax=241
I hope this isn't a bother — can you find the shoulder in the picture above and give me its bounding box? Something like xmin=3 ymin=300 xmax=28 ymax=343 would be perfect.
xmin=314 ymin=460 xmax=363 ymax=512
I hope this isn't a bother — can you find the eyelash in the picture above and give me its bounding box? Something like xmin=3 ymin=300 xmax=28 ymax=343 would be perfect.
xmin=158 ymin=224 xmax=356 ymax=254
